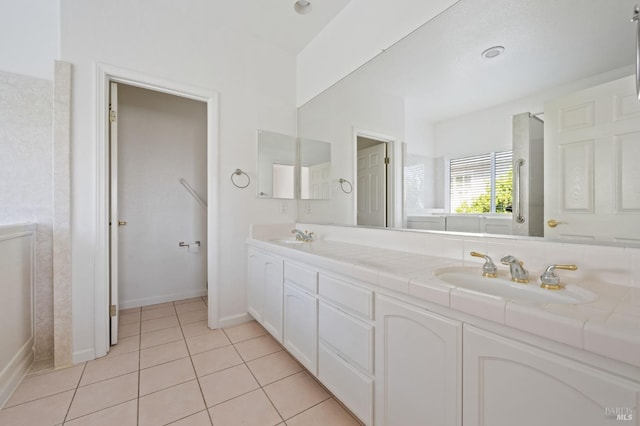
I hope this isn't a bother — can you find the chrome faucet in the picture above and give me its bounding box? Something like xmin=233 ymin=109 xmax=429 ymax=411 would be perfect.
xmin=291 ymin=229 xmax=314 ymax=242
xmin=469 ymin=252 xmax=498 ymax=278
xmin=500 ymin=255 xmax=529 ymax=283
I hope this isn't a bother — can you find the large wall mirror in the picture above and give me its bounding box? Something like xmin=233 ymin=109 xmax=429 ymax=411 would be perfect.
xmin=297 ymin=0 xmax=640 ymax=246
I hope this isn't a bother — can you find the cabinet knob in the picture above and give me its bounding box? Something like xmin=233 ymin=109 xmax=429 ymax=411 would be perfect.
xmin=118 ymin=221 xmax=127 ymax=226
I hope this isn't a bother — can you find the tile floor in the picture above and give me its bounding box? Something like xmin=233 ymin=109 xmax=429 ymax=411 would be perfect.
xmin=0 ymin=297 xmax=362 ymax=426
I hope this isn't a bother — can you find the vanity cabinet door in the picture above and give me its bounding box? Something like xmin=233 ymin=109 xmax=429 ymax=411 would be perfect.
xmin=247 ymin=248 xmax=264 ymax=322
xmin=463 ymin=326 xmax=640 ymax=426
xmin=247 ymin=248 xmax=283 ymax=342
xmin=283 ymin=282 xmax=318 ymax=374
xmin=375 ymin=295 xmax=462 ymax=426
xmin=262 ymin=254 xmax=284 ymax=342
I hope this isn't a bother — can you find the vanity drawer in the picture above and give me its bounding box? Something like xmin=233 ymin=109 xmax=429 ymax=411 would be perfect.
xmin=319 ymin=301 xmax=373 ymax=373
xmin=318 ymin=343 xmax=373 ymax=426
xmin=319 ymin=274 xmax=373 ymax=319
xmin=284 ymin=262 xmax=318 ymax=294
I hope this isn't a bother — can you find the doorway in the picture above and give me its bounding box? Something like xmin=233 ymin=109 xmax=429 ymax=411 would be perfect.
xmin=109 ymin=83 xmax=208 ymax=345
xmin=95 ymin=64 xmax=220 ymax=358
xmin=356 ymin=134 xmax=395 ymax=227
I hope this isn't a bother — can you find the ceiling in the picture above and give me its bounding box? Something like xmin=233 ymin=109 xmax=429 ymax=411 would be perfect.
xmin=224 ymin=0 xmax=352 ymax=54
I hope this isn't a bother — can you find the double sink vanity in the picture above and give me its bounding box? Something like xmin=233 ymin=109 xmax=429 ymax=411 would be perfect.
xmin=247 ymin=223 xmax=640 ymax=426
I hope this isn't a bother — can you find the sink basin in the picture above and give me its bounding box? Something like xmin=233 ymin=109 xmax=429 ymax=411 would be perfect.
xmin=272 ymin=239 xmax=305 ymax=245
xmin=433 ymin=266 xmax=597 ymax=305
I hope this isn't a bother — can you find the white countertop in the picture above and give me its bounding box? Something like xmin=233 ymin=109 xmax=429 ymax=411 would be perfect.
xmin=248 ymin=237 xmax=640 ymax=369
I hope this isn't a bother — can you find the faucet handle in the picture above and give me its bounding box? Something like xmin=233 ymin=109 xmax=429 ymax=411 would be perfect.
xmin=470 ymin=252 xmax=497 ymax=278
xmin=500 ymin=255 xmax=529 ymax=283
xmin=540 ymin=264 xmax=578 ymax=290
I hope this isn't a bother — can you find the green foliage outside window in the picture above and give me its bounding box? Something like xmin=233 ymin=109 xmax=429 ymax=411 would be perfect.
xmin=455 ymin=170 xmax=513 ymax=214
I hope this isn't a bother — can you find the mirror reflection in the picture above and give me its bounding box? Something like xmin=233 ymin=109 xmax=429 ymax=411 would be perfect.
xmin=257 ymin=130 xmax=296 ymax=199
xmin=300 ymin=138 xmax=331 ymax=200
xmin=257 ymin=131 xmax=333 ymax=201
xmin=297 ymin=0 xmax=640 ymax=245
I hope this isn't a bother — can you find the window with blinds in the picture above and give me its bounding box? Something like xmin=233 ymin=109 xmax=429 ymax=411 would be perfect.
xmin=450 ymin=150 xmax=512 ymax=214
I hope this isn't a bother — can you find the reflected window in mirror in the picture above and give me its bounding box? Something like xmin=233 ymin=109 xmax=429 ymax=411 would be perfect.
xmin=448 ymin=151 xmax=512 ymax=215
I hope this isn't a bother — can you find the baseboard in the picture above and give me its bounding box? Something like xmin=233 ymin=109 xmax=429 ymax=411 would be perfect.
xmin=218 ymin=312 xmax=254 ymax=328
xmin=119 ymin=289 xmax=207 ymax=310
xmin=72 ymin=348 xmax=95 ymax=364
xmin=0 ymin=339 xmax=34 ymax=409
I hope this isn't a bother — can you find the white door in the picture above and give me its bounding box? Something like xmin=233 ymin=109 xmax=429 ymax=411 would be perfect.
xmin=109 ymin=82 xmax=120 ymax=345
xmin=357 ymin=143 xmax=387 ymax=226
xmin=544 ymin=74 xmax=640 ymax=243
xmin=375 ymin=295 xmax=462 ymax=426
xmin=463 ymin=326 xmax=640 ymax=426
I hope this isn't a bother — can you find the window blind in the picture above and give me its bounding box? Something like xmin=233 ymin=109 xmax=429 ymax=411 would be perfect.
xmin=494 ymin=150 xmax=513 ymax=213
xmin=450 ymin=151 xmax=512 ymax=214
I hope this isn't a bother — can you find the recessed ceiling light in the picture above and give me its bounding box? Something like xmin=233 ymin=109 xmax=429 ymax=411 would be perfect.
xmin=481 ymin=46 xmax=505 ymax=59
xmin=294 ymin=0 xmax=312 ymax=15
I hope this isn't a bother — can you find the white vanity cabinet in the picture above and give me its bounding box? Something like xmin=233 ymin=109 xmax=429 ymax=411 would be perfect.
xmin=318 ymin=274 xmax=375 ymax=425
xmin=248 ymin=241 xmax=640 ymax=426
xmin=247 ymin=248 xmax=283 ymax=342
xmin=282 ymin=262 xmax=318 ymax=374
xmin=463 ymin=326 xmax=640 ymax=426
xmin=375 ymin=294 xmax=462 ymax=426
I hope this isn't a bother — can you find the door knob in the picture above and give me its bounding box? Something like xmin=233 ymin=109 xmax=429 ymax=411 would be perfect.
xmin=118 ymin=221 xmax=127 ymax=226
xmin=547 ymin=219 xmax=566 ymax=228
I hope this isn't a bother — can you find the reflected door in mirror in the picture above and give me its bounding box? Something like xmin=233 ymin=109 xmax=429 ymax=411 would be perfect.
xmin=357 ymin=142 xmax=387 ymax=226
xmin=544 ymin=74 xmax=640 ymax=244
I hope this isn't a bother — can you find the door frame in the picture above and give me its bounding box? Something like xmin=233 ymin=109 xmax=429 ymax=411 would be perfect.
xmin=352 ymin=128 xmax=403 ymax=228
xmin=95 ymin=63 xmax=220 ymax=358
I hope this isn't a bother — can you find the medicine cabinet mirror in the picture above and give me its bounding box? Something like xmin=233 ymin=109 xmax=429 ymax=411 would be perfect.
xmin=257 ymin=130 xmax=296 ymax=199
xmin=257 ymin=130 xmax=332 ymax=200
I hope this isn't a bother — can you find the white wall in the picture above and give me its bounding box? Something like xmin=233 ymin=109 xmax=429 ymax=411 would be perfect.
xmin=404 ymin=111 xmax=435 ymax=157
xmin=60 ymin=0 xmax=298 ymax=361
xmin=296 ymin=0 xmax=459 ymax=106
xmin=297 ymin=79 xmax=405 ymax=224
xmin=0 ymin=0 xmax=59 ymax=80
xmin=117 ymin=85 xmax=207 ymax=308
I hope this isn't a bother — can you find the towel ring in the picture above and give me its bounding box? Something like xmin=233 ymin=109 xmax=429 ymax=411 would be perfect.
xmin=338 ymin=178 xmax=353 ymax=194
xmin=231 ymin=169 xmax=250 ymax=189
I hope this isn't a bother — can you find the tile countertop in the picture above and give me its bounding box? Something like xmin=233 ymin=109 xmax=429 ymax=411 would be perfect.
xmin=247 ymin=237 xmax=640 ymax=370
